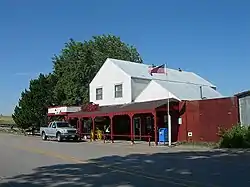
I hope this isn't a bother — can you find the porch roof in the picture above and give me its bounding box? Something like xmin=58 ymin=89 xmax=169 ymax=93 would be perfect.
xmin=68 ymin=98 xmax=177 ymax=118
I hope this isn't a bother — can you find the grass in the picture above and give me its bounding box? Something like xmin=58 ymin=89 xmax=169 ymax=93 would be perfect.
xmin=0 ymin=115 xmax=20 ymax=134
xmin=0 ymin=115 xmax=15 ymax=125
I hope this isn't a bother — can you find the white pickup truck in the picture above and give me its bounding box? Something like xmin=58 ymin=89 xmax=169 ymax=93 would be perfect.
xmin=40 ymin=121 xmax=78 ymax=142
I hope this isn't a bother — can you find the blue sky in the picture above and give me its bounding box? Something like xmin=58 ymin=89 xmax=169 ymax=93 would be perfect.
xmin=0 ymin=0 xmax=249 ymax=115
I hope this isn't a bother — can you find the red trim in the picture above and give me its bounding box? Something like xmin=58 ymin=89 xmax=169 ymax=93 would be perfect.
xmin=179 ymin=101 xmax=185 ymax=112
xmin=47 ymin=112 xmax=68 ymax=116
xmin=68 ymin=109 xmax=154 ymax=118
xmin=156 ymin=104 xmax=179 ymax=112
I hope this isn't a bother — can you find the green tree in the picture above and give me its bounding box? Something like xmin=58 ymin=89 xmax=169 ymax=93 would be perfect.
xmin=12 ymin=90 xmax=35 ymax=129
xmin=53 ymin=34 xmax=143 ymax=105
xmin=12 ymin=74 xmax=56 ymax=129
xmin=13 ymin=34 xmax=143 ymax=129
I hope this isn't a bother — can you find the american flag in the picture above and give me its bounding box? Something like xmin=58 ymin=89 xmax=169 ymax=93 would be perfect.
xmin=148 ymin=64 xmax=166 ymax=75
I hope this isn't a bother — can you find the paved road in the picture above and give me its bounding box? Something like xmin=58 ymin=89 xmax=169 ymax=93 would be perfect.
xmin=0 ymin=133 xmax=250 ymax=187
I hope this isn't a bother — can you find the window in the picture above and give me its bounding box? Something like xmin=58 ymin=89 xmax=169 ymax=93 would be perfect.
xmin=114 ymin=84 xmax=123 ymax=98
xmin=96 ymin=88 xmax=103 ymax=100
xmin=146 ymin=117 xmax=152 ymax=130
xmin=57 ymin=122 xmax=71 ymax=128
xmin=52 ymin=123 xmax=56 ymax=128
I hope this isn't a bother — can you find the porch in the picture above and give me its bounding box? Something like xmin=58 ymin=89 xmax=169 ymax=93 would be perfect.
xmin=67 ymin=99 xmax=180 ymax=145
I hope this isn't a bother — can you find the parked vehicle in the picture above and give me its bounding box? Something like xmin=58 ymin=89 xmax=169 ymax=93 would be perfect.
xmin=40 ymin=121 xmax=78 ymax=142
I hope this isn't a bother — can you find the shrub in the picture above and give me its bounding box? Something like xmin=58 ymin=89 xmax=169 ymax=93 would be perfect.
xmin=219 ymin=124 xmax=250 ymax=148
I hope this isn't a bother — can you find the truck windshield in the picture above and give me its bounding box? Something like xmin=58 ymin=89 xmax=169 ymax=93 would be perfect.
xmin=57 ymin=122 xmax=71 ymax=128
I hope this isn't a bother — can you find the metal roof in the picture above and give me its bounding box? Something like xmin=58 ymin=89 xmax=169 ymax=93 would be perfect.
xmin=234 ymin=90 xmax=250 ymax=98
xmin=68 ymin=99 xmax=177 ymax=117
xmin=109 ymin=58 xmax=216 ymax=87
xmin=154 ymin=79 xmax=223 ymax=100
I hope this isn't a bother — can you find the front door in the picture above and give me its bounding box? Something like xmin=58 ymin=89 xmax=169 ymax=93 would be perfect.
xmin=133 ymin=117 xmax=141 ymax=140
xmin=46 ymin=122 xmax=52 ymax=136
xmin=51 ymin=122 xmax=57 ymax=136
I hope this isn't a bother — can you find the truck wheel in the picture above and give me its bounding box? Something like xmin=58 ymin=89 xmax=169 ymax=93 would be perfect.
xmin=42 ymin=132 xmax=47 ymax=141
xmin=57 ymin=132 xmax=62 ymax=142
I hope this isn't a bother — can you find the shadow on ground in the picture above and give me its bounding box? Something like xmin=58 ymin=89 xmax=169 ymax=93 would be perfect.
xmin=1 ymin=149 xmax=250 ymax=187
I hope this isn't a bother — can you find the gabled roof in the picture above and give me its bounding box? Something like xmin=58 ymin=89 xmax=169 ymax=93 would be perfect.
xmin=109 ymin=58 xmax=216 ymax=87
xmin=154 ymin=79 xmax=223 ymax=101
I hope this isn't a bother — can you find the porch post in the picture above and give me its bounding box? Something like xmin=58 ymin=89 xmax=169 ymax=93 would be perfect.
xmin=92 ymin=117 xmax=95 ymax=141
xmin=129 ymin=114 xmax=134 ymax=144
xmin=153 ymin=111 xmax=158 ymax=146
xmin=110 ymin=115 xmax=114 ymax=143
xmin=78 ymin=118 xmax=83 ymax=139
xmin=64 ymin=116 xmax=68 ymax=122
xmin=68 ymin=117 xmax=71 ymax=124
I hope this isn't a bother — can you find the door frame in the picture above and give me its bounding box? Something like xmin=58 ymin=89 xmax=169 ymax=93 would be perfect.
xmin=133 ymin=117 xmax=141 ymax=140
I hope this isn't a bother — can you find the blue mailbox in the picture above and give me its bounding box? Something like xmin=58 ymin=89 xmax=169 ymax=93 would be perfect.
xmin=159 ymin=128 xmax=168 ymax=144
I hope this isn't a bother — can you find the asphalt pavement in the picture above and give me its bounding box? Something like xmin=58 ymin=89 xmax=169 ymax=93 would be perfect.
xmin=0 ymin=133 xmax=250 ymax=187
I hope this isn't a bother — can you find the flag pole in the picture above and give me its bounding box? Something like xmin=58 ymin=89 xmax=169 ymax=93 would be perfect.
xmin=166 ymin=63 xmax=171 ymax=146
xmin=168 ymin=92 xmax=171 ymax=146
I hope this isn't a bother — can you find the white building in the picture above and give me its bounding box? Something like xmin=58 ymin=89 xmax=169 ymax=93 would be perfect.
xmin=89 ymin=58 xmax=223 ymax=106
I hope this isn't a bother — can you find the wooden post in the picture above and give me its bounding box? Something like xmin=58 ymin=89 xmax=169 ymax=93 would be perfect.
xmin=110 ymin=115 xmax=114 ymax=143
xmin=153 ymin=111 xmax=158 ymax=146
xmin=92 ymin=117 xmax=95 ymax=141
xmin=103 ymin=133 xmax=106 ymax=143
xmin=67 ymin=117 xmax=71 ymax=124
xmin=78 ymin=118 xmax=83 ymax=139
xmin=148 ymin=134 xmax=151 ymax=146
xmin=129 ymin=114 xmax=134 ymax=145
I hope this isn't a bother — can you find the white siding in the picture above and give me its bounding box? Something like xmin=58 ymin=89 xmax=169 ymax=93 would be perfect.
xmin=89 ymin=59 xmax=132 ymax=106
xmin=131 ymin=78 xmax=150 ymax=101
xmin=239 ymin=96 xmax=250 ymax=126
xmin=134 ymin=81 xmax=179 ymax=102
xmin=89 ymin=58 xmax=223 ymax=106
